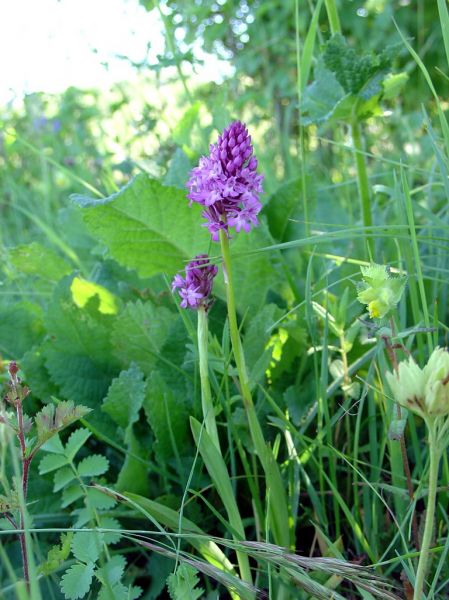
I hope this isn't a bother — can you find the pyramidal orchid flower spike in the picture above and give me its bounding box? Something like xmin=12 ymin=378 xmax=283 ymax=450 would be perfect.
xmin=172 ymin=254 xmax=218 ymax=310
xmin=187 ymin=121 xmax=264 ymax=240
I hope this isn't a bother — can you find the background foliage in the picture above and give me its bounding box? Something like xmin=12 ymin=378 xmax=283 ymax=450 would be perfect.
xmin=1 ymin=0 xmax=449 ymax=598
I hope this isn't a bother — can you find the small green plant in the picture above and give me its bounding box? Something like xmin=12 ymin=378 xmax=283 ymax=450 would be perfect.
xmin=357 ymin=263 xmax=407 ymax=320
xmin=38 ymin=428 xmax=140 ymax=599
xmin=1 ymin=362 xmax=90 ymax=592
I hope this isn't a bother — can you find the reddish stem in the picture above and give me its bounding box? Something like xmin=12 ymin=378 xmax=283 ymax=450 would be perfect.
xmin=16 ymin=401 xmax=31 ymax=591
xmin=2 ymin=513 xmax=17 ymax=529
xmin=384 ymin=322 xmax=420 ymax=550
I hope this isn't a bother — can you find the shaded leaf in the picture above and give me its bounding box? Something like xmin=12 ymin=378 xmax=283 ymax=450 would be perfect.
xmin=102 ymin=363 xmax=147 ymax=429
xmin=0 ymin=301 xmax=44 ymax=359
xmin=143 ymin=371 xmax=189 ymax=462
xmin=111 ymin=301 xmax=173 ymax=376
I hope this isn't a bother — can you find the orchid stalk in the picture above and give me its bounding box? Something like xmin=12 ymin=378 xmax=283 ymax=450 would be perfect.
xmin=172 ymin=255 xmax=220 ymax=450
xmin=172 ymin=254 xmax=254 ymax=591
xmin=186 ymin=121 xmax=290 ymax=552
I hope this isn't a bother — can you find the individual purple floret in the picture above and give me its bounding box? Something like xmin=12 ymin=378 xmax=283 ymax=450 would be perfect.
xmin=187 ymin=121 xmax=264 ymax=241
xmin=172 ymin=254 xmax=218 ymax=310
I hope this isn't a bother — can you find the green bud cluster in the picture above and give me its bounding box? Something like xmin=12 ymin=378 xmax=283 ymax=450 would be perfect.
xmin=357 ymin=263 xmax=407 ymax=319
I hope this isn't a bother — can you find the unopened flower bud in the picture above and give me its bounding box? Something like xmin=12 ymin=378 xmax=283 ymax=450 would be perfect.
xmin=423 ymin=347 xmax=449 ymax=416
xmin=385 ymin=358 xmax=426 ymax=418
xmin=172 ymin=254 xmax=218 ymax=311
xmin=8 ymin=362 xmax=19 ymax=378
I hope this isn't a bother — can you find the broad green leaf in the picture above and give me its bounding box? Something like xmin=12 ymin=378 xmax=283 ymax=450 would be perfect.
xmin=323 ymin=33 xmax=393 ymax=95
xmin=143 ymin=371 xmax=189 ymax=462
xmin=21 ymin=345 xmax=59 ymax=401
xmin=77 ymin=454 xmax=109 ymax=478
xmin=76 ymin=175 xmax=210 ymax=278
xmin=9 ymin=242 xmax=72 ymax=281
xmin=43 ymin=280 xmax=120 ymax=407
xmin=60 ymin=562 xmax=95 ymax=600
xmin=39 ymin=453 xmax=69 ymax=474
xmin=263 ymin=178 xmax=303 ymax=242
xmin=167 ymin=564 xmax=204 ymax=600
xmin=301 ymin=63 xmax=345 ymax=125
xmin=382 ymin=72 xmax=409 ymax=100
xmin=155 ymin=316 xmax=192 ymax=397
xmin=64 ymin=428 xmax=91 ymax=461
xmin=71 ymin=530 xmax=103 ymax=564
xmin=54 ymin=466 xmax=76 ymax=492
xmin=102 ymin=363 xmax=146 ymax=429
xmin=111 ymin=301 xmax=173 ymax=376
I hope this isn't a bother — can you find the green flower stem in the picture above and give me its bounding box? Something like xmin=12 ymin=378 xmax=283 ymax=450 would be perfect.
xmin=413 ymin=424 xmax=440 ymax=600
xmin=197 ymin=307 xmax=220 ymax=452
xmin=351 ymin=120 xmax=374 ymax=258
xmin=324 ymin=0 xmax=341 ymax=35
xmin=219 ymin=231 xmax=290 ymax=550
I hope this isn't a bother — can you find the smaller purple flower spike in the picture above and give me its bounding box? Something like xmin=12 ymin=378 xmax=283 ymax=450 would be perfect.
xmin=187 ymin=121 xmax=264 ymax=240
xmin=172 ymin=254 xmax=218 ymax=310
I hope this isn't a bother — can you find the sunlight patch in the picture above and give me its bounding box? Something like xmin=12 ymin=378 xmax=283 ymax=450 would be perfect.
xmin=70 ymin=277 xmax=118 ymax=315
